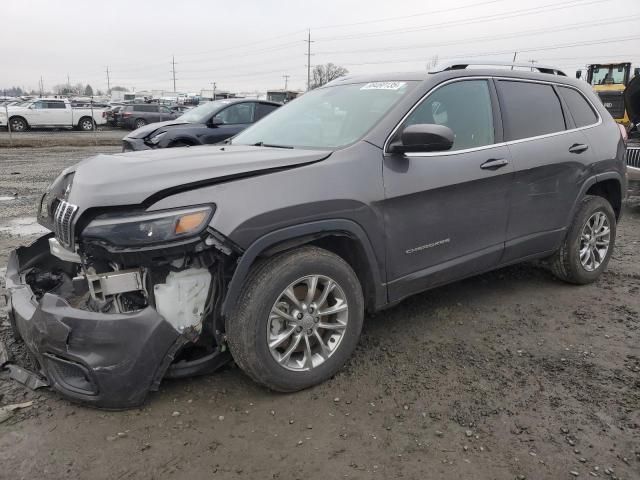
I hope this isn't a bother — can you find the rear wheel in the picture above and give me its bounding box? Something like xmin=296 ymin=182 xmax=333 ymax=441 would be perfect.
xmin=550 ymin=195 xmax=616 ymax=284
xmin=9 ymin=117 xmax=27 ymax=132
xmin=134 ymin=118 xmax=147 ymax=129
xmin=227 ymin=246 xmax=364 ymax=392
xmin=78 ymin=117 xmax=94 ymax=131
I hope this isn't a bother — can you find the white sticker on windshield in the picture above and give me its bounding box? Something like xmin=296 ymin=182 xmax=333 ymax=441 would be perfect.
xmin=360 ymin=81 xmax=406 ymax=90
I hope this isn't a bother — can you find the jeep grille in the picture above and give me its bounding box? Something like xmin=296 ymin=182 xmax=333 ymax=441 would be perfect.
xmin=53 ymin=200 xmax=78 ymax=248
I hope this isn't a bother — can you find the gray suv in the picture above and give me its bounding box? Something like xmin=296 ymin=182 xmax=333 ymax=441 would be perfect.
xmin=6 ymin=62 xmax=627 ymax=408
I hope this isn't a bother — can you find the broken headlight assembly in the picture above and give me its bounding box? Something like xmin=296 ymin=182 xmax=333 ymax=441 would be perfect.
xmin=148 ymin=131 xmax=168 ymax=145
xmin=81 ymin=206 xmax=214 ymax=247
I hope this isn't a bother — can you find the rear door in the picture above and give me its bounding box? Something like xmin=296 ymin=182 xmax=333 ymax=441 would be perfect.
xmin=382 ymin=78 xmax=513 ymax=301
xmin=496 ymin=79 xmax=597 ymax=262
xmin=254 ymin=102 xmax=279 ymax=122
xmin=46 ymin=100 xmax=70 ymax=125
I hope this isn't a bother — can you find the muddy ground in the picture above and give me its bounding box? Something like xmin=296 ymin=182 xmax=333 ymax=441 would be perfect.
xmin=0 ymin=145 xmax=638 ymax=480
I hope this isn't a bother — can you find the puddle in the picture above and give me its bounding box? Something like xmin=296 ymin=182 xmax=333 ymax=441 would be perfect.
xmin=0 ymin=217 xmax=49 ymax=236
xmin=0 ymin=196 xmax=16 ymax=201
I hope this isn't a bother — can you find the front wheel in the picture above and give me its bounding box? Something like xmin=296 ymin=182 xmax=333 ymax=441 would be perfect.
xmin=550 ymin=195 xmax=616 ymax=284
xmin=227 ymin=246 xmax=364 ymax=392
xmin=9 ymin=117 xmax=27 ymax=132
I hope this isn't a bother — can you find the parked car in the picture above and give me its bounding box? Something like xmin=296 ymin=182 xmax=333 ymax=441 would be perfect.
xmin=0 ymin=98 xmax=106 ymax=131
xmin=117 ymin=103 xmax=181 ymax=130
xmin=122 ymin=98 xmax=280 ymax=151
xmin=103 ymin=104 xmax=125 ymax=126
xmin=6 ymin=63 xmax=627 ymax=408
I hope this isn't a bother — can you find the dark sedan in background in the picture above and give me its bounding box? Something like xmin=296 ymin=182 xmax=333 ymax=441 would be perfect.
xmin=121 ymin=99 xmax=280 ymax=151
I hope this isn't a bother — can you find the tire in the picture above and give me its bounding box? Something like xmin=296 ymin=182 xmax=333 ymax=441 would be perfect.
xmin=9 ymin=117 xmax=27 ymax=132
xmin=550 ymin=195 xmax=616 ymax=284
xmin=78 ymin=117 xmax=94 ymax=131
xmin=134 ymin=118 xmax=147 ymax=130
xmin=226 ymin=246 xmax=364 ymax=392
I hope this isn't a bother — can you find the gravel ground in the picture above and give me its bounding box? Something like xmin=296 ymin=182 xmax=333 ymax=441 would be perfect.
xmin=0 ymin=128 xmax=124 ymax=148
xmin=0 ymin=146 xmax=638 ymax=480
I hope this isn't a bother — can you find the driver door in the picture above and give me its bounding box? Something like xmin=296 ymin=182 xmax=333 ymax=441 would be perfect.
xmin=202 ymin=102 xmax=255 ymax=144
xmin=382 ymin=78 xmax=513 ymax=301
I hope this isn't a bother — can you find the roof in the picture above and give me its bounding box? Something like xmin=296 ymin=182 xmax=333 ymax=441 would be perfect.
xmin=324 ymin=62 xmax=578 ymax=88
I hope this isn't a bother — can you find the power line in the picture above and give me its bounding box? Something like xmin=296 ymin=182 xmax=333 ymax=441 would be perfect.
xmin=315 ymin=0 xmax=608 ymax=41
xmin=310 ymin=0 xmax=506 ymax=30
xmin=314 ymin=14 xmax=639 ymax=56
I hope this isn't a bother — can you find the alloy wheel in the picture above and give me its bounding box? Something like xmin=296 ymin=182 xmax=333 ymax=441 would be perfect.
xmin=267 ymin=275 xmax=349 ymax=371
xmin=579 ymin=211 xmax=610 ymax=272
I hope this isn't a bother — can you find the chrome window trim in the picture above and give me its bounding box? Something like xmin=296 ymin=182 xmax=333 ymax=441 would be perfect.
xmin=384 ymin=76 xmax=603 ymax=158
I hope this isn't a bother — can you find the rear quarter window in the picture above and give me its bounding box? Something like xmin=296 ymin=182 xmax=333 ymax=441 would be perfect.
xmin=497 ymin=80 xmax=566 ymax=141
xmin=557 ymin=86 xmax=599 ymax=128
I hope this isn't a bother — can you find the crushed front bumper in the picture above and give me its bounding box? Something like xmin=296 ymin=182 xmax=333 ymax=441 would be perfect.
xmin=6 ymin=235 xmax=183 ymax=409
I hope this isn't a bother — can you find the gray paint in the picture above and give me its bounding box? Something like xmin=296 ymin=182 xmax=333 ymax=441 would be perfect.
xmin=50 ymin=67 xmax=626 ymax=307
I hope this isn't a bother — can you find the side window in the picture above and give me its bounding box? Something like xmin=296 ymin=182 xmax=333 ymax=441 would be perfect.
xmin=497 ymin=80 xmax=566 ymax=141
xmin=557 ymin=86 xmax=598 ymax=128
xmin=47 ymin=101 xmax=66 ymax=109
xmin=254 ymin=103 xmax=279 ymax=122
xmin=31 ymin=101 xmax=45 ymax=109
xmin=214 ymin=103 xmax=255 ymax=124
xmin=402 ymin=80 xmax=494 ymax=151
xmin=161 ymin=106 xmax=171 ymax=114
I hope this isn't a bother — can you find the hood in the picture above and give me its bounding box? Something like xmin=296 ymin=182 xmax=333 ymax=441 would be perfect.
xmin=124 ymin=119 xmax=192 ymax=139
xmin=625 ymin=75 xmax=640 ymax=125
xmin=66 ymin=145 xmax=331 ymax=209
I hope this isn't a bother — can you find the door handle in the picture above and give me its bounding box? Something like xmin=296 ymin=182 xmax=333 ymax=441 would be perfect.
xmin=480 ymin=158 xmax=509 ymax=170
xmin=569 ymin=143 xmax=589 ymax=154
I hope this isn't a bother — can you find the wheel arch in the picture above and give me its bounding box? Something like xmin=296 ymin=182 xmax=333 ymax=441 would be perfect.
xmin=569 ymin=173 xmax=623 ymax=226
xmin=586 ymin=172 xmax=622 ymax=219
xmin=220 ymin=219 xmax=387 ymax=320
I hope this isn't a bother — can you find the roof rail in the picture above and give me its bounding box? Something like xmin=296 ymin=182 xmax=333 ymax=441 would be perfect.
xmin=429 ymin=60 xmax=567 ymax=76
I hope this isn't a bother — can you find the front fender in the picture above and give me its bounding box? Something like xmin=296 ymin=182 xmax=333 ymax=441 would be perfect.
xmin=220 ymin=219 xmax=387 ymax=319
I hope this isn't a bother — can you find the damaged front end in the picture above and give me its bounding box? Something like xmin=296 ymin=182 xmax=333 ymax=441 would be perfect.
xmin=6 ymin=202 xmax=236 ymax=409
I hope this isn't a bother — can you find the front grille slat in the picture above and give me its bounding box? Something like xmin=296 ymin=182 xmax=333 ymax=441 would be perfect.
xmin=53 ymin=200 xmax=78 ymax=248
xmin=627 ymin=148 xmax=640 ymax=169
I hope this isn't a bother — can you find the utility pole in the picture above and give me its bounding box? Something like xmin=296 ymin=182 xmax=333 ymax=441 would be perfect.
xmin=171 ymin=56 xmax=177 ymax=93
xmin=283 ymin=74 xmax=290 ymax=90
xmin=105 ymin=66 xmax=111 ymax=93
xmin=211 ymin=82 xmax=216 ymax=100
xmin=529 ymin=59 xmax=538 ymax=72
xmin=39 ymin=76 xmax=44 ymax=97
xmin=67 ymin=73 xmax=71 ymax=95
xmin=304 ymin=29 xmax=314 ymax=91
xmin=511 ymin=52 xmax=517 ymax=70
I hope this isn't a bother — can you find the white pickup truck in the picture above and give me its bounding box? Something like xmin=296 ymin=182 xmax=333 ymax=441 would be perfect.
xmin=0 ymin=98 xmax=106 ymax=131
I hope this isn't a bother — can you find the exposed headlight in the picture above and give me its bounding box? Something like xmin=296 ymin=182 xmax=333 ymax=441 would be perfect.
xmin=148 ymin=131 xmax=167 ymax=145
xmin=82 ymin=206 xmax=214 ymax=247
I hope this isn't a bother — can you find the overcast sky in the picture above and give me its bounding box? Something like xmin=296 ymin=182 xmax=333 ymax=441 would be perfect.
xmin=1 ymin=0 xmax=639 ymax=95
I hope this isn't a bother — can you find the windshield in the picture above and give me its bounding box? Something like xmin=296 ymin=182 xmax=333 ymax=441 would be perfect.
xmin=589 ymin=65 xmax=627 ymax=85
xmin=233 ymin=81 xmax=416 ymax=149
xmin=177 ymin=100 xmax=230 ymax=123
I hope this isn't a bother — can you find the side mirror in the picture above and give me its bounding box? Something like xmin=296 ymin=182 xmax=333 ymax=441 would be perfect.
xmin=209 ymin=117 xmax=223 ymax=127
xmin=575 ymin=70 xmax=582 ymax=79
xmin=634 ymin=68 xmax=640 ymax=78
xmin=388 ymin=124 xmax=454 ymax=154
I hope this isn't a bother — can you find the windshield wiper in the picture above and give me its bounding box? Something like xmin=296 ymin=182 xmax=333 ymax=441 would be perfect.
xmin=252 ymin=141 xmax=294 ymax=149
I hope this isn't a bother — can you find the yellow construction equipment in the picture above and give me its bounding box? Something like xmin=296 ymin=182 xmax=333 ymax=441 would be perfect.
xmin=577 ymin=62 xmax=639 ymax=126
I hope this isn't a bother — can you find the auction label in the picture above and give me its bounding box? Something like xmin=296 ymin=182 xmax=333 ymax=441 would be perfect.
xmin=360 ymin=82 xmax=406 ymax=90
